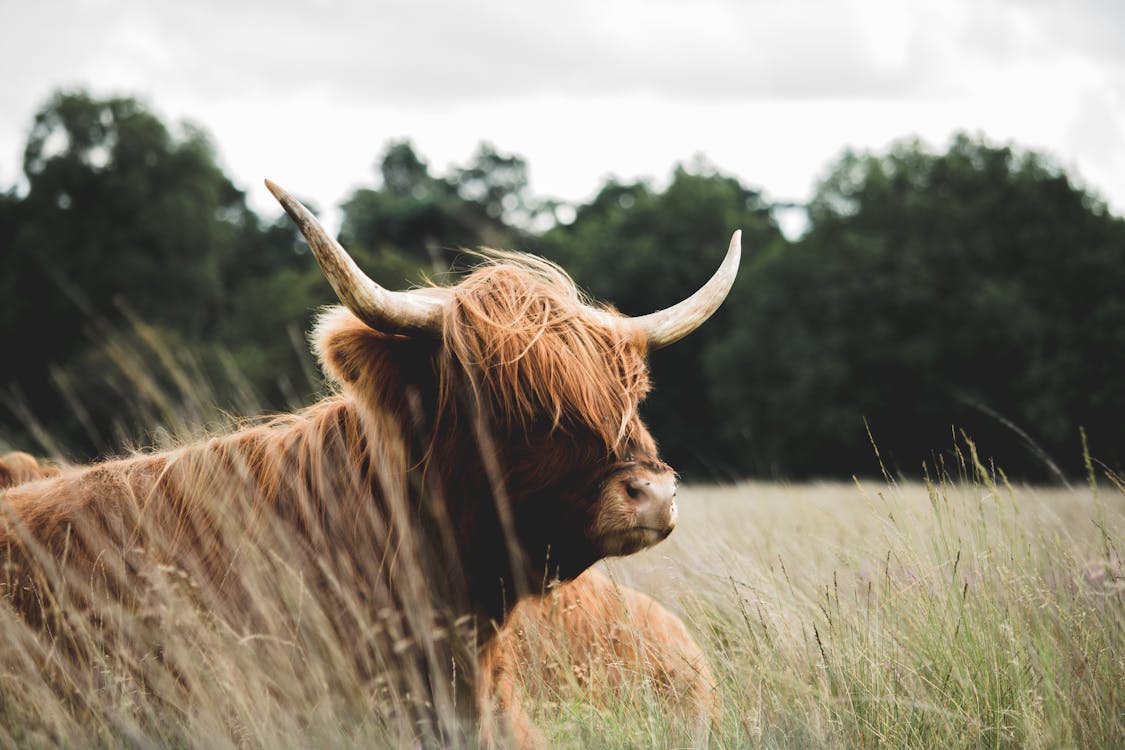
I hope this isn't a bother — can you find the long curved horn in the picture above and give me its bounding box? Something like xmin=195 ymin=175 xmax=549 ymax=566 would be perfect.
xmin=627 ymin=230 xmax=742 ymax=350
xmin=265 ymin=179 xmax=443 ymax=337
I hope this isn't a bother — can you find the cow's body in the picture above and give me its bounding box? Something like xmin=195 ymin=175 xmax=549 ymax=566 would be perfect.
xmin=0 ymin=182 xmax=739 ymax=743
xmin=0 ymin=453 xmax=714 ymax=746
xmin=481 ymin=567 xmax=717 ymax=747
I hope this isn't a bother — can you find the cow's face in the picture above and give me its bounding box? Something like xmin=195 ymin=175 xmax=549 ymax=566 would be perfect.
xmin=315 ymin=304 xmax=679 ymax=588
xmin=509 ymin=451 xmax=680 ymax=583
xmin=521 ymin=441 xmax=679 ymax=580
xmin=492 ymin=329 xmax=678 ymax=583
xmin=589 ymin=456 xmax=678 ymax=557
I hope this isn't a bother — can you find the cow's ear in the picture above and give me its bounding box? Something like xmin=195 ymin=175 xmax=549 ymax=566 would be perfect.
xmin=311 ymin=306 xmax=434 ymax=412
xmin=311 ymin=306 xmax=389 ymax=389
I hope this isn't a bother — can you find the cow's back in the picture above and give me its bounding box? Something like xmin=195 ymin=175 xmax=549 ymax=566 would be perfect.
xmin=0 ymin=452 xmax=60 ymax=489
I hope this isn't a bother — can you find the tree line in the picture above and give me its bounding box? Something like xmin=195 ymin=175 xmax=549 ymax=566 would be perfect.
xmin=2 ymin=90 xmax=1122 ymax=481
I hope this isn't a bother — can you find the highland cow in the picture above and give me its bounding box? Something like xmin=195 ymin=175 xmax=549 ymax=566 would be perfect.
xmin=0 ymin=180 xmax=739 ymax=742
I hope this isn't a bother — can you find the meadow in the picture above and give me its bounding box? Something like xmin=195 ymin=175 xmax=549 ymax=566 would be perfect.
xmin=572 ymin=469 xmax=1125 ymax=748
xmin=0 ymin=332 xmax=1122 ymax=748
xmin=2 ymin=467 xmax=1120 ymax=748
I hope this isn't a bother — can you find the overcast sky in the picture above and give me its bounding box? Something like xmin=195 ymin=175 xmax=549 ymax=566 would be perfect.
xmin=3 ymin=0 xmax=1123 ymax=238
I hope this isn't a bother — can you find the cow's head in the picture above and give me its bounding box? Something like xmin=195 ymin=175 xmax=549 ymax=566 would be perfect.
xmin=266 ymin=180 xmax=739 ymax=598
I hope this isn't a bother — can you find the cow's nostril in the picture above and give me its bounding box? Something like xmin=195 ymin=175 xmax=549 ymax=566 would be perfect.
xmin=625 ymin=481 xmax=642 ymax=500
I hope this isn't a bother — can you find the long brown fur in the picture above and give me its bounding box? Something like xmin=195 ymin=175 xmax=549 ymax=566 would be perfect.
xmin=0 ymin=253 xmax=682 ymax=743
xmin=480 ymin=567 xmax=717 ymax=748
xmin=437 ymin=253 xmax=651 ymax=450
xmin=1 ymin=452 xmax=710 ymax=747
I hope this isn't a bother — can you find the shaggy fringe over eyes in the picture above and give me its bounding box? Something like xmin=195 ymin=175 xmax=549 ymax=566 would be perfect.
xmin=437 ymin=252 xmax=651 ymax=451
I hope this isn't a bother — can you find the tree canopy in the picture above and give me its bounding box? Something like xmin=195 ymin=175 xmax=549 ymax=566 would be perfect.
xmin=2 ymin=91 xmax=1122 ymax=481
xmin=707 ymin=135 xmax=1125 ymax=478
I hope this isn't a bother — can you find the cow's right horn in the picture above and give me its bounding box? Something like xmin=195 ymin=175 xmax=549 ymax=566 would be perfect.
xmin=626 ymin=230 xmax=742 ymax=350
xmin=266 ymin=179 xmax=444 ymax=337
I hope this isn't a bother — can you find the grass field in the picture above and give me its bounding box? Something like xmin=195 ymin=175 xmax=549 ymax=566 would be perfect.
xmin=565 ymin=467 xmax=1125 ymax=748
xmin=2 ymin=418 xmax=1123 ymax=748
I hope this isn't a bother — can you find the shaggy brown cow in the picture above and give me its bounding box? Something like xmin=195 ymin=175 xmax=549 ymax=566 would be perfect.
xmin=0 ymin=453 xmax=716 ymax=745
xmin=481 ymin=567 xmax=717 ymax=747
xmin=0 ymin=180 xmax=739 ymax=742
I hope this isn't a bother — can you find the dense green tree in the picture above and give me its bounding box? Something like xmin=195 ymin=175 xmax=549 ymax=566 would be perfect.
xmin=0 ymin=91 xmax=308 ymax=456
xmin=14 ymin=93 xmax=244 ymax=335
xmin=452 ymin=142 xmax=537 ymax=228
xmin=4 ymin=93 xmax=1121 ymax=481
xmin=338 ymin=141 xmax=529 ymax=287
xmin=708 ymin=134 xmax=1125 ymax=478
xmin=0 ymin=189 xmax=20 ymax=333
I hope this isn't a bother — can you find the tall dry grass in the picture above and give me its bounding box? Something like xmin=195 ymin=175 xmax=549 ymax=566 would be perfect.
xmin=2 ymin=325 xmax=1122 ymax=748
xmin=588 ymin=461 xmax=1125 ymax=748
xmin=0 ymin=327 xmax=481 ymax=748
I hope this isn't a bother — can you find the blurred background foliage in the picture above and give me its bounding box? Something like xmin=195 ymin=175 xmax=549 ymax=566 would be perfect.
xmin=1 ymin=90 xmax=1122 ymax=481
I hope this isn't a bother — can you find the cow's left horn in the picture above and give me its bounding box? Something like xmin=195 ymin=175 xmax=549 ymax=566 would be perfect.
xmin=265 ymin=179 xmax=444 ymax=337
xmin=628 ymin=230 xmax=742 ymax=349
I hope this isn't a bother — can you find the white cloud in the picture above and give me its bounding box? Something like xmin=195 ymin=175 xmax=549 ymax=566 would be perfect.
xmin=2 ymin=0 xmax=1123 ymax=229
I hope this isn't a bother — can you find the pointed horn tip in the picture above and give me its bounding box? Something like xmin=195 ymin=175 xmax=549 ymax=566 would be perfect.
xmin=263 ymin=178 xmax=287 ymax=202
xmin=718 ymin=230 xmax=742 ymax=277
xmin=725 ymin=230 xmax=743 ymax=274
xmin=263 ymin=179 xmax=310 ymax=226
